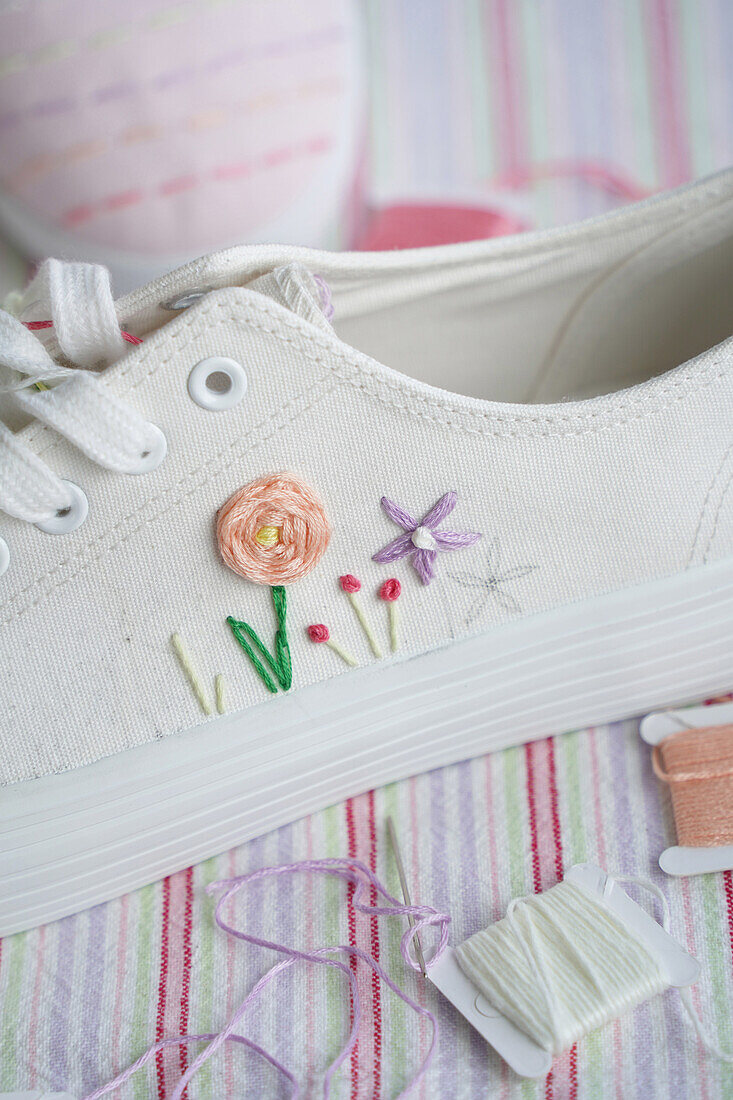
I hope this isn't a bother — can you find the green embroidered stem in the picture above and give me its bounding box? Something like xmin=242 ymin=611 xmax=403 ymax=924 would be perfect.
xmin=227 ymin=585 xmax=292 ymax=694
xmin=270 ymin=585 xmax=292 ymax=690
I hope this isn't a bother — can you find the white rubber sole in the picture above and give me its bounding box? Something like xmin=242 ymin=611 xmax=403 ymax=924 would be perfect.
xmin=2 ymin=558 xmax=732 ymax=935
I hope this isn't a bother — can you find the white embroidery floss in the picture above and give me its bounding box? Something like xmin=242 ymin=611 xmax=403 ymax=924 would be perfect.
xmin=428 ymin=863 xmax=703 ymax=1078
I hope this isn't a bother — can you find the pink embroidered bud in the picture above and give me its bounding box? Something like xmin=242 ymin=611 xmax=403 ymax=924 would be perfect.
xmin=379 ymin=578 xmax=401 ymax=602
xmin=307 ymin=622 xmax=356 ymax=667
xmin=339 ymin=574 xmax=361 ymax=594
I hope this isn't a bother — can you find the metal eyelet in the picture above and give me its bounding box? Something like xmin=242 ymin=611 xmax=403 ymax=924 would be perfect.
xmin=0 ymin=537 xmax=8 ymax=577
xmin=35 ymin=480 xmax=89 ymax=534
xmin=161 ymin=287 xmax=214 ymax=311
xmin=187 ymin=357 xmax=248 ymax=411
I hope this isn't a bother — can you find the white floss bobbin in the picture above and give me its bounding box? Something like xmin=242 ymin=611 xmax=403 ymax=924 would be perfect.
xmin=641 ymin=701 xmax=733 ymax=876
xmin=426 ymin=863 xmax=700 ymax=1078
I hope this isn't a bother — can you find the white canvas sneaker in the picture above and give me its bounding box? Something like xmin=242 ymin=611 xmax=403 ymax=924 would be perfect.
xmin=1 ymin=171 xmax=732 ymax=935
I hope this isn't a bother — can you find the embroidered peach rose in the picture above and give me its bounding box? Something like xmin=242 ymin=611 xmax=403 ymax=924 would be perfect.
xmin=216 ymin=473 xmax=330 ymax=586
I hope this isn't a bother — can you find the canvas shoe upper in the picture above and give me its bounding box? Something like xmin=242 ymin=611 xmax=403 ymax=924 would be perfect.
xmin=0 ymin=172 xmax=732 ymax=785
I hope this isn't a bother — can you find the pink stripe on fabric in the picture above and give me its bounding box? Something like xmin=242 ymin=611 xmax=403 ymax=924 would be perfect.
xmin=155 ymin=877 xmax=171 ymax=1099
xmin=644 ymin=0 xmax=692 ymax=185
xmin=485 ymin=0 xmax=528 ymax=178
xmin=524 ymin=739 xmax=562 ymax=896
xmin=344 ymin=794 xmax=382 ymax=1098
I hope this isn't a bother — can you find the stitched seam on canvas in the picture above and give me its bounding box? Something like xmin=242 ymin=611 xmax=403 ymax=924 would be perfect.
xmin=213 ymin=306 xmax=730 ymax=434
xmin=24 ymin=300 xmax=732 ymax=464
xmin=184 ymin=301 xmax=731 ymax=433
xmin=0 ymin=380 xmax=338 ymax=625
xmin=687 ymin=440 xmax=733 ymax=566
xmin=703 ymin=469 xmax=733 ymax=563
xmin=5 ymin=305 xmax=729 ymax=622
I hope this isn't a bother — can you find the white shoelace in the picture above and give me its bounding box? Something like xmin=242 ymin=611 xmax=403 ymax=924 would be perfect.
xmin=0 ymin=260 xmax=164 ymax=526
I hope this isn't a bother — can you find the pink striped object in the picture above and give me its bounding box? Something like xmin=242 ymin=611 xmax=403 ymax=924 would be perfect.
xmin=0 ymin=0 xmax=362 ymax=288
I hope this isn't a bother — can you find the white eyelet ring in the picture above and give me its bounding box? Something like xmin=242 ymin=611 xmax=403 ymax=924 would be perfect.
xmin=35 ymin=480 xmax=89 ymax=534
xmin=188 ymin=357 xmax=247 ymax=411
xmin=0 ymin=537 xmax=8 ymax=578
xmin=126 ymin=423 xmax=167 ymax=475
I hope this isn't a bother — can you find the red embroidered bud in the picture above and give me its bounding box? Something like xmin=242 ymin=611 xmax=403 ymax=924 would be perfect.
xmin=307 ymin=623 xmax=330 ymax=643
xmin=379 ymin=578 xmax=401 ymax=602
xmin=339 ymin=574 xmax=361 ymax=594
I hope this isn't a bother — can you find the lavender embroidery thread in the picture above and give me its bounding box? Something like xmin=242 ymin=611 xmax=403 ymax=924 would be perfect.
xmin=312 ymin=273 xmax=335 ymax=320
xmin=373 ymin=491 xmax=482 ymax=584
xmin=83 ymin=857 xmax=451 ymax=1100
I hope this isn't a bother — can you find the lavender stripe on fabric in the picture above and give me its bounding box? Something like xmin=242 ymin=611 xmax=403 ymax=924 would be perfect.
xmin=49 ymin=914 xmax=76 ymax=1088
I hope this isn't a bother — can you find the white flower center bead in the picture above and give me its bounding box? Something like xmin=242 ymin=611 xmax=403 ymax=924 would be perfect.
xmin=411 ymin=525 xmax=437 ymax=551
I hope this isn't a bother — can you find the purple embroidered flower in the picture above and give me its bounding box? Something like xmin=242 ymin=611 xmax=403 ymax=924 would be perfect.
xmin=372 ymin=491 xmax=482 ymax=585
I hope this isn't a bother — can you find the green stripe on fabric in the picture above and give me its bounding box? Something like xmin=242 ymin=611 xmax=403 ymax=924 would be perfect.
xmin=560 ymin=733 xmax=609 ymax=1091
xmin=623 ymin=0 xmax=658 ymax=186
xmin=131 ymin=884 xmax=156 ymax=1100
xmin=503 ymin=746 xmax=528 ymax=899
xmin=518 ymin=0 xmax=553 ymax=227
xmin=466 ymin=0 xmax=494 ymax=179
xmin=701 ymin=874 xmax=733 ymax=1092
xmin=194 ymin=855 xmax=220 ymax=1100
xmin=678 ymin=0 xmax=712 ymax=175
xmin=559 ymin=731 xmax=587 ymax=866
xmin=321 ymin=803 xmax=349 ymax=1099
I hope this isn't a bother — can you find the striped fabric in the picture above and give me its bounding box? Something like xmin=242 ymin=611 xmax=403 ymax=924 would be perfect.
xmin=2 ymin=1 xmax=733 ymax=1096
xmin=364 ymin=0 xmax=733 ymax=223
xmin=2 ymin=720 xmax=733 ymax=1097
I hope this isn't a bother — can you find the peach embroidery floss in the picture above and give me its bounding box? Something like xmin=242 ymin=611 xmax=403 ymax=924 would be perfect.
xmin=652 ymin=725 xmax=733 ymax=848
xmin=217 ymin=473 xmax=330 ymax=586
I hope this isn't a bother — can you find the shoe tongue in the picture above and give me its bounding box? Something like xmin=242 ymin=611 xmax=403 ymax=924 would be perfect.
xmin=246 ymin=263 xmax=333 ymax=330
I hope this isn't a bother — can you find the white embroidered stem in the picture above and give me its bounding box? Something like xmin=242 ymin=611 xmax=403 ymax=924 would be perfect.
xmin=347 ymin=593 xmax=383 ymax=658
xmin=326 ymin=638 xmax=358 ymax=667
xmin=388 ymin=603 xmax=399 ymax=652
xmin=215 ymin=673 xmax=227 ymax=715
xmin=171 ymin=633 xmax=212 ymax=716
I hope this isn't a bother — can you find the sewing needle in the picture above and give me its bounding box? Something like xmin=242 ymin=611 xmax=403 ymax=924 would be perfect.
xmin=386 ymin=815 xmax=427 ymax=978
